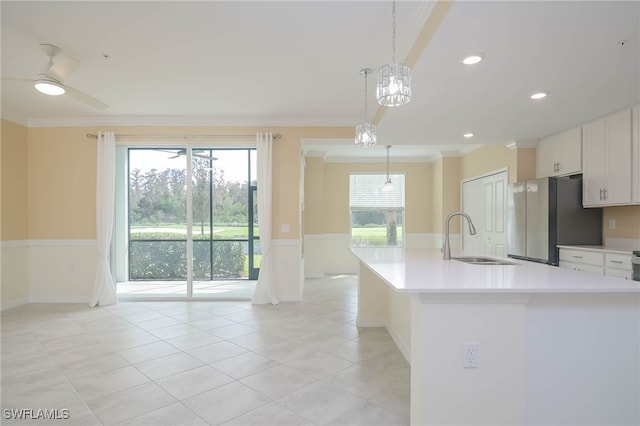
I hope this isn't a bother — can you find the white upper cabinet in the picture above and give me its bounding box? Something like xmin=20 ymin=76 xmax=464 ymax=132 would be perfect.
xmin=633 ymin=105 xmax=640 ymax=204
xmin=536 ymin=126 xmax=582 ymax=178
xmin=582 ymin=109 xmax=632 ymax=207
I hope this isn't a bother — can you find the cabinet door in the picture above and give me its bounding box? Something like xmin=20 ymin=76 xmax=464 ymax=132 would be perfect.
xmin=582 ymin=118 xmax=606 ymax=206
xmin=633 ymin=106 xmax=639 ymax=203
xmin=559 ymin=127 xmax=582 ymax=175
xmin=604 ymin=109 xmax=632 ymax=204
xmin=537 ymin=135 xmax=560 ymax=178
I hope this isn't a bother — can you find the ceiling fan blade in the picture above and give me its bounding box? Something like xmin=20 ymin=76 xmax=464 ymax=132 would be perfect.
xmin=65 ymin=85 xmax=108 ymax=109
xmin=192 ymin=153 xmax=218 ymax=161
xmin=152 ymin=149 xmax=187 ymax=159
xmin=48 ymin=55 xmax=80 ymax=80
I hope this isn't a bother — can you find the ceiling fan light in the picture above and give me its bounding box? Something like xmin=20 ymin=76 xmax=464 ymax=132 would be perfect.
xmin=34 ymin=78 xmax=65 ymax=96
xmin=377 ymin=62 xmax=411 ymax=107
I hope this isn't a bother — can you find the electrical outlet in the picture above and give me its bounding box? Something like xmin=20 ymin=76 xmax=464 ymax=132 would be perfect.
xmin=609 ymin=219 xmax=616 ymax=230
xmin=463 ymin=343 xmax=479 ymax=368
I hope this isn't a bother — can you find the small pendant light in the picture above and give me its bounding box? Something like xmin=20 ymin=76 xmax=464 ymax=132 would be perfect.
xmin=355 ymin=68 xmax=377 ymax=147
xmin=377 ymin=0 xmax=411 ymax=107
xmin=382 ymin=145 xmax=394 ymax=192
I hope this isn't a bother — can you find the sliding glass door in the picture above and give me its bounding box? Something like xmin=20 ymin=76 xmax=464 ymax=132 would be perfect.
xmin=125 ymin=147 xmax=257 ymax=298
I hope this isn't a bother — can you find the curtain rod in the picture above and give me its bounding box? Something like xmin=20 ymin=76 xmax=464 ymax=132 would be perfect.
xmin=85 ymin=132 xmax=281 ymax=140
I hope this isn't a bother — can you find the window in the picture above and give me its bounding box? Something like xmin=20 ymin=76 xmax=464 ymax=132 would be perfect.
xmin=350 ymin=173 xmax=405 ymax=247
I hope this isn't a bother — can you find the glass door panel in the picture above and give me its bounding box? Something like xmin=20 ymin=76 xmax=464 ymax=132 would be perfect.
xmin=126 ymin=148 xmax=188 ymax=296
xmin=192 ymin=149 xmax=254 ymax=297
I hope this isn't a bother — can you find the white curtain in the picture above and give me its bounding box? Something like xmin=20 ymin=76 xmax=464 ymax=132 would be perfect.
xmin=89 ymin=131 xmax=117 ymax=307
xmin=252 ymin=132 xmax=279 ymax=305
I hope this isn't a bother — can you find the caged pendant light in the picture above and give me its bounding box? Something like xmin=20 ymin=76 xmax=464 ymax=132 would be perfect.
xmin=377 ymin=0 xmax=411 ymax=107
xmin=355 ymin=68 xmax=377 ymax=147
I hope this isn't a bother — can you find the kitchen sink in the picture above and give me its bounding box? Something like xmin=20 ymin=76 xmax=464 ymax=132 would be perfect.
xmin=453 ymin=256 xmax=518 ymax=265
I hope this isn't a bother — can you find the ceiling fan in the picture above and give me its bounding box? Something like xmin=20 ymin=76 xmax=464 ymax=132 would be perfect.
xmin=154 ymin=149 xmax=218 ymax=161
xmin=3 ymin=43 xmax=108 ymax=110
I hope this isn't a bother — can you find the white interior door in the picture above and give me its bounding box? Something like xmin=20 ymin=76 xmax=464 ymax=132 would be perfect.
xmin=462 ymin=171 xmax=508 ymax=257
xmin=462 ymin=178 xmax=483 ymax=253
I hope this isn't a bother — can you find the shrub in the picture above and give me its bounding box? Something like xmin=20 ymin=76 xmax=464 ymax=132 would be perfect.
xmin=129 ymin=240 xmax=245 ymax=280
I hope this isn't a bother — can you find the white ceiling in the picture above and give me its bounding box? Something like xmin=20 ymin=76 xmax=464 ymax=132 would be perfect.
xmin=2 ymin=1 xmax=639 ymax=162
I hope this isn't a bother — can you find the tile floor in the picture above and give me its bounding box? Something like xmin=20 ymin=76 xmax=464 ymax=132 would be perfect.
xmin=1 ymin=275 xmax=410 ymax=425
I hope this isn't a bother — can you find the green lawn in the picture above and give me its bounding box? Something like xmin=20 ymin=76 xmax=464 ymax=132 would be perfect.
xmin=130 ymin=224 xmax=257 ymax=240
xmin=351 ymin=226 xmax=403 ymax=246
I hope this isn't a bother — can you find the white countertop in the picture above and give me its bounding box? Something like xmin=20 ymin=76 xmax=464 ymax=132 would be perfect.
xmin=351 ymin=247 xmax=640 ymax=294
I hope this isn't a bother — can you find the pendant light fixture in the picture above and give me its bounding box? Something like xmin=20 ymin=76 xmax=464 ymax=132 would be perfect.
xmin=382 ymin=145 xmax=394 ymax=192
xmin=355 ymin=68 xmax=377 ymax=147
xmin=377 ymin=0 xmax=411 ymax=107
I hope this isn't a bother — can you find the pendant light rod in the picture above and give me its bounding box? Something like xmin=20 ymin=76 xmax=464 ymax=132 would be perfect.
xmin=361 ymin=68 xmax=372 ymax=122
xmin=386 ymin=145 xmax=391 ymax=181
xmin=391 ymin=0 xmax=397 ymax=63
xmin=355 ymin=68 xmax=377 ymax=147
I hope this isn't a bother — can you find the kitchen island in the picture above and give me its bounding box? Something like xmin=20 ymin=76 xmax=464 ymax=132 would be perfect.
xmin=351 ymin=247 xmax=640 ymax=426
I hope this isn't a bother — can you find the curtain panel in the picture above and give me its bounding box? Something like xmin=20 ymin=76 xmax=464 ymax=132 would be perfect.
xmin=251 ymin=132 xmax=279 ymax=305
xmin=89 ymin=131 xmax=117 ymax=307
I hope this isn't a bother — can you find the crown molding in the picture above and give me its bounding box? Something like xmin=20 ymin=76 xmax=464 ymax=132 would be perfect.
xmin=23 ymin=115 xmax=357 ymax=128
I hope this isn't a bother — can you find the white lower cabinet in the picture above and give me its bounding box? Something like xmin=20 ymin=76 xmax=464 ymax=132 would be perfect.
xmin=558 ymin=247 xmax=633 ymax=280
xmin=559 ymin=249 xmax=604 ymax=274
xmin=605 ymin=253 xmax=633 ymax=280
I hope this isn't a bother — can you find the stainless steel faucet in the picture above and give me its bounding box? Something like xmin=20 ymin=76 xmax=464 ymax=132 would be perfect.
xmin=442 ymin=211 xmax=477 ymax=260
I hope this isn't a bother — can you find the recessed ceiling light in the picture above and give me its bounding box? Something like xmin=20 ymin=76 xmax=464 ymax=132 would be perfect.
xmin=462 ymin=54 xmax=484 ymax=65
xmin=463 ymin=132 xmax=475 ymax=138
xmin=530 ymin=92 xmax=548 ymax=100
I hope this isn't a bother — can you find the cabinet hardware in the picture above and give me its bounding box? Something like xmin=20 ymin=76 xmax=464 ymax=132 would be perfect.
xmin=603 ymin=188 xmax=608 ymax=200
xmin=572 ymin=255 xmax=583 ymax=259
xmin=610 ymin=260 xmax=623 ymax=264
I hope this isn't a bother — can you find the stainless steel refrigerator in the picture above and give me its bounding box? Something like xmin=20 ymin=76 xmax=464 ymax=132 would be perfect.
xmin=507 ymin=175 xmax=602 ymax=265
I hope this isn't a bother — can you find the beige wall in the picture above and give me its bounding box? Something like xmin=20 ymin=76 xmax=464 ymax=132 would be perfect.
xmin=1 ymin=119 xmax=29 ymax=240
xmin=303 ymin=157 xmax=325 ymax=235
xmin=460 ymin=144 xmax=517 ymax=183
xmin=603 ymin=205 xmax=640 ymax=240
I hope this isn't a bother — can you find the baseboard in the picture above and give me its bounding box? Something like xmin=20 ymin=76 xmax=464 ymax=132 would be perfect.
xmin=304 ymin=272 xmax=325 ymax=279
xmin=356 ymin=317 xmax=411 ymax=366
xmin=28 ymin=296 xmax=90 ymax=304
xmin=355 ymin=317 xmax=386 ymax=327
xmin=387 ymin=323 xmax=411 ymax=365
xmin=1 ymin=297 xmax=28 ymax=311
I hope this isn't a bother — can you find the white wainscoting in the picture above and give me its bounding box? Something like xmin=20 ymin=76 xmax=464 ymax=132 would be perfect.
xmin=1 ymin=241 xmax=29 ymax=310
xmin=28 ymin=240 xmax=97 ymax=304
xmin=271 ymin=239 xmax=304 ymax=302
xmin=302 ymin=234 xmax=325 ymax=278
xmin=1 ymin=240 xmax=96 ymax=310
xmin=2 ymin=238 xmax=305 ymax=307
